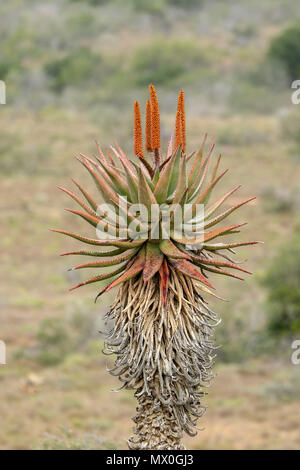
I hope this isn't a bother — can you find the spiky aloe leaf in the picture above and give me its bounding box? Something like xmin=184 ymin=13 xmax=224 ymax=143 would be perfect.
xmin=69 ymin=249 xmax=138 ymax=271
xmin=61 ymin=248 xmax=125 ymax=257
xmin=204 ymin=197 xmax=256 ymax=229
xmin=143 ymin=242 xmax=164 ymax=281
xmin=169 ymin=258 xmax=215 ymax=289
xmin=95 ymin=246 xmax=146 ymax=300
xmin=159 ymin=239 xmax=191 ymax=260
xmin=159 ymin=258 xmax=169 ymax=307
xmin=70 ymin=265 xmax=127 ymax=291
xmin=50 ymin=229 xmax=145 ymax=249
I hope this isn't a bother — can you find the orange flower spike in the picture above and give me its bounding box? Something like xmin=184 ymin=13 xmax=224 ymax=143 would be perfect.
xmin=174 ymin=102 xmax=182 ymax=151
xmin=179 ymin=90 xmax=186 ymax=153
xmin=134 ymin=101 xmax=144 ymax=159
xmin=145 ymin=99 xmax=153 ymax=153
xmin=149 ymin=84 xmax=160 ymax=150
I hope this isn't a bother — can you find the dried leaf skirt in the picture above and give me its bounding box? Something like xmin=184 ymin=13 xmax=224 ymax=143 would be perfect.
xmin=103 ymin=267 xmax=219 ymax=450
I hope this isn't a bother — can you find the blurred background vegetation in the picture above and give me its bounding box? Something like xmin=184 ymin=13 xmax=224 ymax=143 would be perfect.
xmin=0 ymin=0 xmax=300 ymax=450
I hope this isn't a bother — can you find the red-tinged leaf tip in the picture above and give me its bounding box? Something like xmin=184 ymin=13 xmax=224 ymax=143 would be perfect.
xmin=169 ymin=258 xmax=215 ymax=290
xmin=159 ymin=259 xmax=169 ymax=307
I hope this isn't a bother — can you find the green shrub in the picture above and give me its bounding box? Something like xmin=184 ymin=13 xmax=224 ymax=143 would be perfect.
xmin=132 ymin=39 xmax=207 ymax=86
xmin=69 ymin=0 xmax=110 ymax=5
xmin=130 ymin=0 xmax=167 ymax=14
xmin=269 ymin=25 xmax=300 ymax=81
xmin=45 ymin=49 xmax=103 ymax=92
xmin=263 ymin=231 xmax=300 ymax=337
xmin=0 ymin=58 xmax=21 ymax=79
xmin=166 ymin=0 xmax=203 ymax=7
xmin=16 ymin=306 xmax=97 ymax=366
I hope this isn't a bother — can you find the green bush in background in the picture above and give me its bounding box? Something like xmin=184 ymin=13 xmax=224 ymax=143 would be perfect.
xmin=45 ymin=48 xmax=103 ymax=92
xmin=269 ymin=25 xmax=300 ymax=81
xmin=132 ymin=39 xmax=207 ymax=86
xmin=263 ymin=231 xmax=300 ymax=337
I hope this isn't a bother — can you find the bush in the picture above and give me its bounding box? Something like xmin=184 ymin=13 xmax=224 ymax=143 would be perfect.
xmin=132 ymin=39 xmax=207 ymax=86
xmin=45 ymin=48 xmax=104 ymax=92
xmin=263 ymin=231 xmax=300 ymax=337
xmin=130 ymin=0 xmax=166 ymax=14
xmin=69 ymin=0 xmax=110 ymax=5
xmin=16 ymin=307 xmax=97 ymax=366
xmin=166 ymin=0 xmax=203 ymax=6
xmin=268 ymin=25 xmax=300 ymax=81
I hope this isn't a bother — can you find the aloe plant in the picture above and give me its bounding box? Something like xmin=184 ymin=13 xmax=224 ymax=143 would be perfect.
xmin=53 ymin=85 xmax=257 ymax=449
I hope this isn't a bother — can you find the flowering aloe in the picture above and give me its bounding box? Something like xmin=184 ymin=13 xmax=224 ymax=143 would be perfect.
xmin=52 ymin=85 xmax=258 ymax=450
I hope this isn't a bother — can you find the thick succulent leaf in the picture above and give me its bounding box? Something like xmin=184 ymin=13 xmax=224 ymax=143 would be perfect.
xmin=154 ymin=146 xmax=179 ymax=202
xmin=166 ymin=133 xmax=174 ymax=160
xmin=95 ymin=141 xmax=107 ymax=163
xmin=95 ymin=246 xmax=146 ymax=301
xmin=205 ymin=185 xmax=241 ymax=219
xmin=79 ymin=155 xmax=114 ymax=188
xmin=58 ymin=186 xmax=97 ymax=217
xmin=113 ymin=143 xmax=137 ymax=177
xmin=187 ymin=253 xmax=252 ymax=274
xmin=140 ymin=158 xmax=155 ymax=178
xmin=173 ymin=155 xmax=187 ymax=204
xmin=143 ymin=243 xmax=164 ymax=281
xmin=97 ymin=159 xmax=131 ymax=198
xmin=202 ymin=265 xmax=244 ymax=281
xmin=204 ymin=223 xmax=247 ymax=243
xmin=204 ymin=197 xmax=256 ymax=229
xmin=169 ymin=258 xmax=215 ymax=289
xmin=137 ymin=166 xmax=157 ymax=212
xmin=69 ymin=249 xmax=138 ymax=270
xmin=204 ymin=240 xmax=259 ymax=251
xmin=170 ymin=232 xmax=205 ymax=245
xmin=159 ymin=239 xmax=191 ymax=260
xmin=65 ymin=208 xmax=123 ymax=237
xmin=65 ymin=209 xmax=102 ymax=228
xmin=210 ymin=154 xmax=221 ymax=182
xmin=60 ymin=248 xmax=125 ymax=257
xmin=152 ymin=167 xmax=160 ymax=186
xmin=79 ymin=157 xmax=121 ymax=207
xmin=70 ymin=265 xmax=126 ymax=291
xmin=159 ymin=258 xmax=169 ymax=307
xmin=50 ymin=229 xmax=145 ymax=249
xmin=120 ymin=162 xmax=139 ymax=203
xmin=194 ymin=168 xmax=228 ymax=206
xmin=138 ymin=163 xmax=155 ymax=190
xmin=71 ymin=179 xmax=98 ymax=212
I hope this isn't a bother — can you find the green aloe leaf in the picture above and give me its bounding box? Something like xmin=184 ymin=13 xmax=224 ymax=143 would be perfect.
xmin=70 ymin=265 xmax=127 ymax=291
xmin=205 ymin=185 xmax=241 ymax=219
xmin=95 ymin=246 xmax=146 ymax=301
xmin=71 ymin=179 xmax=98 ymax=212
xmin=159 ymin=239 xmax=191 ymax=260
xmin=69 ymin=249 xmax=138 ymax=270
xmin=58 ymin=186 xmax=97 ymax=217
xmin=50 ymin=229 xmax=145 ymax=249
xmin=203 ymin=241 xmax=259 ymax=251
xmin=137 ymin=166 xmax=157 ymax=212
xmin=204 ymin=197 xmax=256 ymax=229
xmin=204 ymin=223 xmax=247 ymax=243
